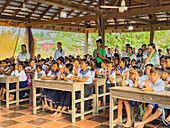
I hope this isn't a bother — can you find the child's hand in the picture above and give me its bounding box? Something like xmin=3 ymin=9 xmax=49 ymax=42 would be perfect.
xmin=70 ymin=76 xmax=74 ymax=81
xmin=60 ymin=67 xmax=64 ymax=73
xmin=7 ymin=71 xmax=11 ymax=75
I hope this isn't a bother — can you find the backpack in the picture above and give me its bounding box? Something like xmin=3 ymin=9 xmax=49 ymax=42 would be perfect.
xmin=26 ymin=74 xmax=32 ymax=86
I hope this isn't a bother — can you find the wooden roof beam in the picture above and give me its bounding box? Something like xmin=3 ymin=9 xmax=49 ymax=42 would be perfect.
xmin=0 ymin=0 xmax=13 ymax=14
xmin=26 ymin=3 xmax=41 ymax=19
xmin=38 ymin=5 xmax=52 ymax=20
xmin=134 ymin=0 xmax=158 ymax=7
xmin=32 ymin=0 xmax=103 ymax=14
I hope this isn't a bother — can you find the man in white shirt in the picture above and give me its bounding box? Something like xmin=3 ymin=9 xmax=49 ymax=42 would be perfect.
xmin=122 ymin=44 xmax=130 ymax=58
xmin=17 ymin=44 xmax=30 ymax=62
xmin=54 ymin=42 xmax=65 ymax=60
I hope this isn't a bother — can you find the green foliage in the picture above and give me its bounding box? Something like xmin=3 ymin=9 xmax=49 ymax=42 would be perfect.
xmin=15 ymin=29 xmax=170 ymax=57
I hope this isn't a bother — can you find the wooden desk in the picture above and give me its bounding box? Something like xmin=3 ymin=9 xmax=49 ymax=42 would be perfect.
xmin=109 ymin=86 xmax=170 ymax=128
xmin=92 ymin=78 xmax=109 ymax=113
xmin=33 ymin=79 xmax=96 ymax=123
xmin=0 ymin=75 xmax=19 ymax=108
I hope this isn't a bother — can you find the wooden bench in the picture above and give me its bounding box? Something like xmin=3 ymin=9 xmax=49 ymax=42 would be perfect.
xmin=32 ymin=79 xmax=96 ymax=123
xmin=109 ymin=86 xmax=170 ymax=128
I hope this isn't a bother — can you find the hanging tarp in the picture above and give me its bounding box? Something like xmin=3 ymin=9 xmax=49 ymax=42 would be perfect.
xmin=0 ymin=26 xmax=21 ymax=60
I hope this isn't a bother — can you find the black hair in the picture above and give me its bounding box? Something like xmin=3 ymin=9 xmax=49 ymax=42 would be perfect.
xmin=10 ymin=64 xmax=16 ymax=70
xmin=67 ymin=59 xmax=72 ymax=63
xmin=108 ymin=48 xmax=110 ymax=51
xmin=158 ymin=49 xmax=162 ymax=52
xmin=150 ymin=67 xmax=162 ymax=76
xmin=148 ymin=43 xmax=156 ymax=49
xmin=131 ymin=59 xmax=136 ymax=63
xmin=52 ymin=61 xmax=59 ymax=67
xmin=114 ymin=53 xmax=119 ymax=58
xmin=46 ymin=58 xmax=49 ymax=62
xmin=126 ymin=44 xmax=130 ymax=47
xmin=142 ymin=44 xmax=146 ymax=47
xmin=37 ymin=54 xmax=41 ymax=57
xmin=65 ymin=63 xmax=73 ymax=72
xmin=137 ymin=48 xmax=143 ymax=57
xmin=121 ymin=57 xmax=127 ymax=64
xmin=19 ymin=63 xmax=25 ymax=69
xmin=82 ymin=59 xmax=89 ymax=65
xmin=128 ymin=47 xmax=132 ymax=50
xmin=34 ymin=59 xmax=37 ymax=63
xmin=21 ymin=44 xmax=26 ymax=48
xmin=41 ymin=59 xmax=46 ymax=63
xmin=2 ymin=59 xmax=8 ymax=64
xmin=145 ymin=64 xmax=154 ymax=68
xmin=77 ymin=55 xmax=80 ymax=58
xmin=24 ymin=61 xmax=29 ymax=66
xmin=165 ymin=56 xmax=170 ymax=60
xmin=102 ymin=59 xmax=109 ymax=64
xmin=132 ymin=66 xmax=141 ymax=74
xmin=57 ymin=42 xmax=63 ymax=53
xmin=162 ymin=67 xmax=170 ymax=74
xmin=57 ymin=56 xmax=64 ymax=64
xmin=96 ymin=39 xmax=102 ymax=44
xmin=114 ymin=57 xmax=120 ymax=63
xmin=125 ymin=57 xmax=131 ymax=62
xmin=37 ymin=60 xmax=41 ymax=63
xmin=36 ymin=65 xmax=42 ymax=70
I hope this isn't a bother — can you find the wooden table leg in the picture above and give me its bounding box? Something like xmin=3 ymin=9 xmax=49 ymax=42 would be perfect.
xmin=16 ymin=80 xmax=19 ymax=106
xmin=95 ymin=83 xmax=99 ymax=114
xmin=109 ymin=92 xmax=114 ymax=128
xmin=72 ymin=89 xmax=76 ymax=123
xmin=103 ymin=82 xmax=106 ymax=112
xmin=33 ymin=84 xmax=37 ymax=115
xmin=81 ymin=84 xmax=84 ymax=120
xmin=6 ymin=79 xmax=9 ymax=109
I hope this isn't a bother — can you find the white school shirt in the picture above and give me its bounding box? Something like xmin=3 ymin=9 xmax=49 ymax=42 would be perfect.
xmin=149 ymin=78 xmax=165 ymax=92
xmin=106 ymin=71 xmax=116 ymax=84
xmin=27 ymin=66 xmax=36 ymax=71
xmin=98 ymin=68 xmax=107 ymax=78
xmin=42 ymin=64 xmax=47 ymax=71
xmin=3 ymin=67 xmax=10 ymax=74
xmin=166 ymin=77 xmax=170 ymax=86
xmin=143 ymin=53 xmax=160 ymax=66
xmin=126 ymin=53 xmax=136 ymax=60
xmin=121 ymin=51 xmax=127 ymax=58
xmin=17 ymin=51 xmax=30 ymax=62
xmin=91 ymin=71 xmax=95 ymax=80
xmin=61 ymin=73 xmax=74 ymax=82
xmin=138 ymin=75 xmax=149 ymax=88
xmin=47 ymin=70 xmax=59 ymax=77
xmin=125 ymin=77 xmax=135 ymax=87
xmin=11 ymin=71 xmax=15 ymax=76
xmin=54 ymin=48 xmax=65 ymax=60
xmin=14 ymin=70 xmax=27 ymax=82
xmin=78 ymin=69 xmax=93 ymax=84
xmin=39 ymin=70 xmax=46 ymax=77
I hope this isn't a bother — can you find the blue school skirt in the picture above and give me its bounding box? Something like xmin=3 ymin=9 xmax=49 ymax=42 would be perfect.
xmin=59 ymin=91 xmax=71 ymax=107
xmin=99 ymin=83 xmax=115 ymax=103
xmin=6 ymin=81 xmax=27 ymax=97
xmin=41 ymin=89 xmax=62 ymax=104
xmin=76 ymin=84 xmax=93 ymax=110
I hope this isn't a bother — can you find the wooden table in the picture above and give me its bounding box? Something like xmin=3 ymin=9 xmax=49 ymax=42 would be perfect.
xmin=109 ymin=86 xmax=170 ymax=128
xmin=33 ymin=79 xmax=96 ymax=123
xmin=92 ymin=78 xmax=108 ymax=113
xmin=0 ymin=75 xmax=19 ymax=108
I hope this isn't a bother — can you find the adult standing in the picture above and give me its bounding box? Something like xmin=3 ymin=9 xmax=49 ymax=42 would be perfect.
xmin=17 ymin=44 xmax=30 ymax=62
xmin=93 ymin=39 xmax=106 ymax=68
xmin=54 ymin=42 xmax=65 ymax=60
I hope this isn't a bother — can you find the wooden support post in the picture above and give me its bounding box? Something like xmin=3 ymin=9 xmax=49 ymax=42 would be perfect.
xmin=26 ymin=26 xmax=35 ymax=58
xmin=150 ymin=25 xmax=155 ymax=44
xmin=98 ymin=0 xmax=105 ymax=49
xmin=85 ymin=30 xmax=89 ymax=54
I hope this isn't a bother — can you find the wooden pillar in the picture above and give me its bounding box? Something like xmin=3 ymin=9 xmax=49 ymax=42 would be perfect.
xmin=99 ymin=0 xmax=105 ymax=49
xmin=85 ymin=30 xmax=89 ymax=54
xmin=150 ymin=25 xmax=155 ymax=44
xmin=26 ymin=26 xmax=35 ymax=58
